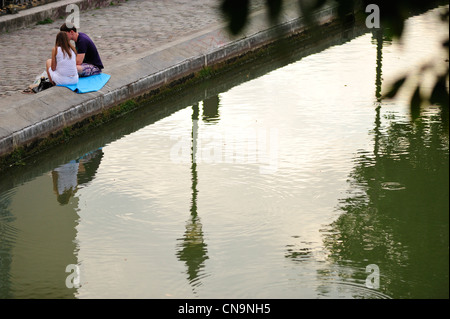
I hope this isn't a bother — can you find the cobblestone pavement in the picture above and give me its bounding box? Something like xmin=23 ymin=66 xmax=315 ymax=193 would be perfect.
xmin=0 ymin=0 xmax=268 ymax=97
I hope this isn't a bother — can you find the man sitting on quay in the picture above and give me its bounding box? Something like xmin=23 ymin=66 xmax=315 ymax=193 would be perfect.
xmin=60 ymin=23 xmax=104 ymax=77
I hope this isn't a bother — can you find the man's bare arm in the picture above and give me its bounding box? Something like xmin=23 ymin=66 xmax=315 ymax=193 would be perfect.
xmin=76 ymin=53 xmax=85 ymax=66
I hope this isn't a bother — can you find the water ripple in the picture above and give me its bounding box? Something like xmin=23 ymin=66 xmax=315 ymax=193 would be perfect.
xmin=381 ymin=182 xmax=406 ymax=191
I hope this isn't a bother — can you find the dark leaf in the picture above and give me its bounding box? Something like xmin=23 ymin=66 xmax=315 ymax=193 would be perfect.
xmin=410 ymin=85 xmax=422 ymax=120
xmin=440 ymin=7 xmax=449 ymax=22
xmin=377 ymin=2 xmax=405 ymax=39
xmin=221 ymin=0 xmax=250 ymax=35
xmin=430 ymin=75 xmax=449 ymax=107
xmin=386 ymin=18 xmax=404 ymax=39
xmin=266 ymin=0 xmax=283 ymax=22
xmin=383 ymin=76 xmax=407 ymax=99
xmin=311 ymin=0 xmax=328 ymax=10
xmin=336 ymin=0 xmax=356 ymax=21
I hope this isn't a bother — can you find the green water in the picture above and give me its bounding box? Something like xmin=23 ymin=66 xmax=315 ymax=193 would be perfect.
xmin=0 ymin=8 xmax=448 ymax=299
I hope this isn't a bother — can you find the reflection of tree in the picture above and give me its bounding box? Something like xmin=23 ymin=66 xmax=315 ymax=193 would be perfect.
xmin=323 ymin=109 xmax=449 ymax=298
xmin=176 ymin=104 xmax=209 ymax=293
xmin=285 ymin=244 xmax=313 ymax=262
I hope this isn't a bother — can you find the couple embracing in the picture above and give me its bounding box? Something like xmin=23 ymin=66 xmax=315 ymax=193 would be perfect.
xmin=46 ymin=23 xmax=104 ymax=86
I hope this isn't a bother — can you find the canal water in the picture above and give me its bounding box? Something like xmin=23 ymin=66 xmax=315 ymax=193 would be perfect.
xmin=0 ymin=7 xmax=448 ymax=299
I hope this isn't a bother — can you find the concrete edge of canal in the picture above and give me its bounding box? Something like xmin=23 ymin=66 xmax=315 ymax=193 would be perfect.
xmin=0 ymin=1 xmax=345 ymax=170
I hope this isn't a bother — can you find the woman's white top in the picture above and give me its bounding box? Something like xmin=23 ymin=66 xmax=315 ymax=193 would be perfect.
xmin=48 ymin=46 xmax=79 ymax=85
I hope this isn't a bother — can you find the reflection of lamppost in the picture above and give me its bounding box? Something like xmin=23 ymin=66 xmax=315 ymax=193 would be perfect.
xmin=190 ymin=103 xmax=199 ymax=221
xmin=176 ymin=103 xmax=208 ymax=292
xmin=373 ymin=29 xmax=383 ymax=159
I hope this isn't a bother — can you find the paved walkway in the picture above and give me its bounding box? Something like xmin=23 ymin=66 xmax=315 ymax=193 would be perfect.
xmin=0 ymin=0 xmax=267 ymax=97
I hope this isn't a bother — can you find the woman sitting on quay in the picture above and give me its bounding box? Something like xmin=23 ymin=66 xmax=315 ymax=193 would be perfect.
xmin=46 ymin=31 xmax=79 ymax=86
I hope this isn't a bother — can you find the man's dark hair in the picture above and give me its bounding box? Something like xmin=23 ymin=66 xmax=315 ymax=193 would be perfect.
xmin=60 ymin=23 xmax=77 ymax=33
